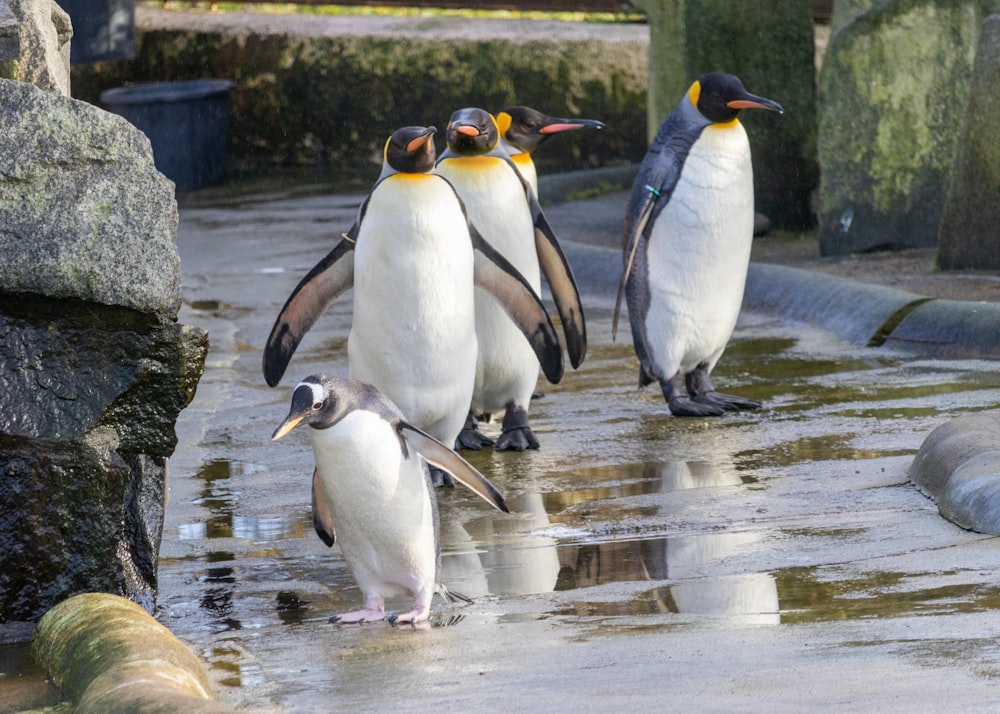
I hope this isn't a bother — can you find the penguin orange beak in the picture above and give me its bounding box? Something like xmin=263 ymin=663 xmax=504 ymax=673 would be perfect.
xmin=540 ymin=119 xmax=605 ymax=134
xmin=272 ymin=415 xmax=304 ymax=441
xmin=540 ymin=123 xmax=585 ymax=134
xmin=454 ymin=125 xmax=480 ymax=137
xmin=406 ymin=134 xmax=432 ymax=152
xmin=727 ymin=97 xmax=784 ymax=114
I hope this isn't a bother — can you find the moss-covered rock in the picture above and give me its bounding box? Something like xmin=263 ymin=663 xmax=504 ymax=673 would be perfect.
xmin=937 ymin=14 xmax=1000 ymax=270
xmin=817 ymin=0 xmax=1000 ymax=255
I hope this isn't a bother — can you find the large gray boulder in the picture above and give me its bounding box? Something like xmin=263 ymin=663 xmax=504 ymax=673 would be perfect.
xmin=0 ymin=298 xmax=207 ymax=621
xmin=0 ymin=78 xmax=205 ymax=622
xmin=937 ymin=15 xmax=1000 ymax=270
xmin=817 ymin=0 xmax=1000 ymax=255
xmin=1 ymin=0 xmax=72 ymax=95
xmin=0 ymin=78 xmax=181 ymax=317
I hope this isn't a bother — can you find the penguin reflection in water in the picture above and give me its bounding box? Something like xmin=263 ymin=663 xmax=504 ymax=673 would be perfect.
xmin=614 ymin=72 xmax=783 ymax=416
xmin=262 ymin=126 xmax=564 ymax=484
xmin=273 ymin=375 xmax=509 ymax=625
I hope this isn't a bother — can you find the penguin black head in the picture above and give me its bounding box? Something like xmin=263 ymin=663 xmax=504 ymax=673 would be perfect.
xmin=384 ymin=125 xmax=437 ymax=175
xmin=495 ymin=106 xmax=605 ymax=154
xmin=272 ymin=374 xmax=384 ymax=439
xmin=444 ymin=107 xmax=499 ymax=156
xmin=691 ymin=72 xmax=784 ymax=124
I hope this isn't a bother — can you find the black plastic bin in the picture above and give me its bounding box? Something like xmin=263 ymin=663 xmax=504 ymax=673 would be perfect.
xmin=101 ymin=79 xmax=236 ymax=192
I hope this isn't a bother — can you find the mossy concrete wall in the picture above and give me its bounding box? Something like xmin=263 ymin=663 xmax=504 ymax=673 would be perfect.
xmin=817 ymin=0 xmax=1000 ymax=255
xmin=71 ymin=10 xmax=649 ymax=182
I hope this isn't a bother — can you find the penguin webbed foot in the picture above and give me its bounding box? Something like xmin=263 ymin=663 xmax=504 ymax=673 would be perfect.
xmin=456 ymin=412 xmax=495 ymax=451
xmin=429 ymin=466 xmax=456 ymax=488
xmin=660 ymin=372 xmax=732 ymax=417
xmin=496 ymin=404 xmax=540 ymax=451
xmin=693 ymin=391 xmax=761 ymax=412
xmin=496 ymin=427 xmax=540 ymax=451
xmin=329 ymin=607 xmax=386 ymax=625
xmin=683 ymin=365 xmax=760 ymax=413
xmin=456 ymin=425 xmax=495 ymax=451
xmin=387 ymin=601 xmax=431 ymax=627
xmin=667 ymin=395 xmax=727 ymax=417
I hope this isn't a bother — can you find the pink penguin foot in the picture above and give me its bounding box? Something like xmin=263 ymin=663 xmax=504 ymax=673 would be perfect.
xmin=329 ymin=597 xmax=385 ymax=625
xmin=387 ymin=603 xmax=430 ymax=627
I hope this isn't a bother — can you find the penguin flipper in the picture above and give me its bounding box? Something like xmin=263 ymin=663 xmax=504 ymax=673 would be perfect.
xmin=469 ymin=225 xmax=564 ymax=385
xmin=262 ymin=236 xmax=355 ymax=387
xmin=311 ymin=467 xmax=336 ymax=547
xmin=398 ymin=422 xmax=510 ymax=514
xmin=530 ymin=202 xmax=587 ymax=369
xmin=613 ymin=189 xmax=656 ymax=341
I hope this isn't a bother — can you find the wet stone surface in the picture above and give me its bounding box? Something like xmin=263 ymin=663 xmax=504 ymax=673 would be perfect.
xmin=7 ymin=185 xmax=1000 ymax=711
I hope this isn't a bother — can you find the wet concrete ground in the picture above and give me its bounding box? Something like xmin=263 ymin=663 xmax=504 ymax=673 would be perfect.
xmin=6 ymin=182 xmax=1000 ymax=712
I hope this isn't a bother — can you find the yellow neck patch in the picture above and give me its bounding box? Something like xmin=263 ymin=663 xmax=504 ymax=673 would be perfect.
xmin=391 ymin=172 xmax=435 ymax=182
xmin=707 ymin=117 xmax=741 ymax=130
xmin=495 ymin=111 xmax=512 ymax=139
xmin=687 ymin=80 xmax=701 ymax=109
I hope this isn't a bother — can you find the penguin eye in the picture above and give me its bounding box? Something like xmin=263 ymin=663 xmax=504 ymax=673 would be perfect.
xmin=312 ymin=401 xmax=323 ymax=410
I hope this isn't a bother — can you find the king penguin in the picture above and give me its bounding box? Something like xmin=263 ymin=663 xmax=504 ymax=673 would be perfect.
xmin=263 ymin=126 xmax=564 ymax=483
xmin=272 ymin=374 xmax=510 ymax=625
xmin=435 ymin=107 xmax=586 ymax=451
xmin=613 ymin=72 xmax=783 ymax=416
xmin=495 ymin=106 xmax=604 ymax=194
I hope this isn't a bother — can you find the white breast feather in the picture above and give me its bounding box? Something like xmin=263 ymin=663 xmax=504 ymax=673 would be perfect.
xmin=349 ymin=176 xmax=478 ymax=444
xmin=436 ymin=158 xmax=542 ymax=415
xmin=644 ymin=123 xmax=755 ymax=377
xmin=309 ymin=410 xmax=437 ymax=598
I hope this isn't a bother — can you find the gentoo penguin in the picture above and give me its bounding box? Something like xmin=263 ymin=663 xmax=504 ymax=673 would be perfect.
xmin=613 ymin=72 xmax=783 ymax=416
xmin=495 ymin=106 xmax=605 ymax=193
xmin=436 ymin=107 xmax=586 ymax=451
xmin=272 ymin=374 xmax=510 ymax=625
xmin=263 ymin=126 xmax=564 ymax=482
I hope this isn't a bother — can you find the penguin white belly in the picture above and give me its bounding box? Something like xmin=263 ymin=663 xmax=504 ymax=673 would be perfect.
xmin=310 ymin=410 xmax=438 ymax=599
xmin=348 ymin=175 xmax=477 ymax=445
xmin=644 ymin=124 xmax=754 ymax=377
xmin=436 ymin=158 xmax=541 ymax=415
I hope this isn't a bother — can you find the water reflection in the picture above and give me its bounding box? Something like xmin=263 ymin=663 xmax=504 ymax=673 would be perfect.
xmin=443 ymin=457 xmax=776 ymax=619
xmin=557 ymin=574 xmax=779 ymax=623
xmin=178 ymin=460 xmax=304 ymax=542
xmin=200 ymin=565 xmax=241 ymax=632
xmin=554 ymin=533 xmax=779 ymax=623
xmin=276 ymin=591 xmax=311 ymax=626
xmin=442 ymin=492 xmax=560 ymax=598
xmin=442 ymin=479 xmax=778 ymax=621
xmin=775 ymin=567 xmax=1000 ymax=623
